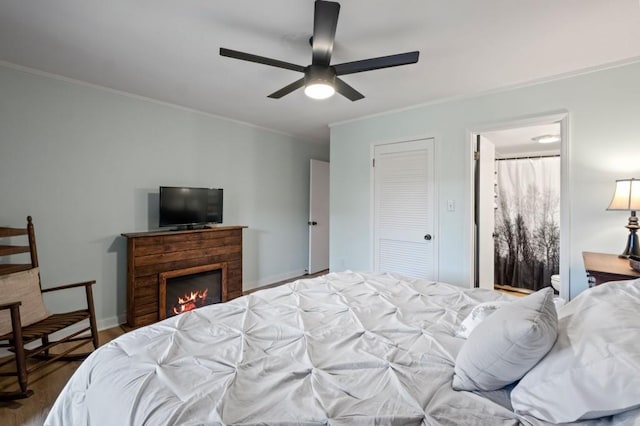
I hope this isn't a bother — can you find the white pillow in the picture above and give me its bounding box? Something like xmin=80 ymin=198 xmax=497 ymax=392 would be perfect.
xmin=456 ymin=300 xmax=512 ymax=339
xmin=511 ymin=279 xmax=640 ymax=423
xmin=452 ymin=287 xmax=557 ymax=391
xmin=552 ymin=296 xmax=566 ymax=310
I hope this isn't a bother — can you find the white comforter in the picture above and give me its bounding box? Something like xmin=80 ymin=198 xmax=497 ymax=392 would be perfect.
xmin=43 ymin=272 xmax=551 ymax=425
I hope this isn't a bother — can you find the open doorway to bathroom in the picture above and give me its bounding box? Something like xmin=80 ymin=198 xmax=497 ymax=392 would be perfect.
xmin=472 ymin=118 xmax=565 ymax=297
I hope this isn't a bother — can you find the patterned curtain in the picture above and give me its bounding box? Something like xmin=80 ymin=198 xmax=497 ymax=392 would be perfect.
xmin=494 ymin=157 xmax=560 ymax=291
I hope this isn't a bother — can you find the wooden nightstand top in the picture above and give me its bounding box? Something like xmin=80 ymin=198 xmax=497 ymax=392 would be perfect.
xmin=582 ymin=252 xmax=640 ymax=285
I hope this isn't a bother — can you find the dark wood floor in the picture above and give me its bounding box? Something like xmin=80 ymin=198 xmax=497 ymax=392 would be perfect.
xmin=0 ymin=271 xmax=328 ymax=426
xmin=0 ymin=327 xmax=126 ymax=426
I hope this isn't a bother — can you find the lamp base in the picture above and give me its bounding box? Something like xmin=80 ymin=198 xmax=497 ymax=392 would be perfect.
xmin=619 ymin=212 xmax=640 ymax=258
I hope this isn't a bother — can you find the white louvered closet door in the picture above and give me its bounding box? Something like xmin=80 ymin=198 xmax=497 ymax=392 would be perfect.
xmin=373 ymin=138 xmax=436 ymax=280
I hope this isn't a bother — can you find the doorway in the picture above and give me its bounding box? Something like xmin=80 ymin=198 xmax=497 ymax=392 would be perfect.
xmin=471 ymin=114 xmax=569 ymax=300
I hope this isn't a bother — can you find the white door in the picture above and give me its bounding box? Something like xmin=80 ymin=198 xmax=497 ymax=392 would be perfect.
xmin=476 ymin=136 xmax=495 ymax=289
xmin=373 ymin=139 xmax=436 ymax=279
xmin=308 ymin=159 xmax=330 ymax=274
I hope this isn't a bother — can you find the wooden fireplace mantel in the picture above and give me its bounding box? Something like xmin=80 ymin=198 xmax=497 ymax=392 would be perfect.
xmin=121 ymin=226 xmax=246 ymax=327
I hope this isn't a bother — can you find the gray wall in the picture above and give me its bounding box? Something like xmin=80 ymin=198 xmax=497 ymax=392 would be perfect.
xmin=330 ymin=60 xmax=640 ymax=299
xmin=0 ymin=65 xmax=328 ymax=328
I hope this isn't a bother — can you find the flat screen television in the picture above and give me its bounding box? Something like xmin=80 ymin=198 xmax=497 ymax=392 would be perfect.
xmin=159 ymin=186 xmax=223 ymax=229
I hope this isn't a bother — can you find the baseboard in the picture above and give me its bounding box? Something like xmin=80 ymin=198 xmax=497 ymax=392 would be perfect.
xmin=98 ymin=314 xmax=126 ymax=331
xmin=243 ymin=269 xmax=307 ymax=294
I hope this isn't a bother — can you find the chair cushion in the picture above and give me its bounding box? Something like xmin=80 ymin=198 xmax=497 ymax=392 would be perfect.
xmin=0 ymin=268 xmax=50 ymax=336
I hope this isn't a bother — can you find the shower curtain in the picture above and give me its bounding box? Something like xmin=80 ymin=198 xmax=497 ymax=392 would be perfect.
xmin=494 ymin=156 xmax=560 ymax=291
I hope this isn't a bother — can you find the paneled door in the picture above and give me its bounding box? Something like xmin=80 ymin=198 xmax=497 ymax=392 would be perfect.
xmin=308 ymin=159 xmax=330 ymax=274
xmin=476 ymin=136 xmax=495 ymax=289
xmin=373 ymin=138 xmax=437 ymax=279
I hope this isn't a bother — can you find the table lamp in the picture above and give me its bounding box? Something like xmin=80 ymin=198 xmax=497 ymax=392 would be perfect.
xmin=607 ymin=178 xmax=640 ymax=258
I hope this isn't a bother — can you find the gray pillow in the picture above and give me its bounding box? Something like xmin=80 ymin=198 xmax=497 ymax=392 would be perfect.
xmin=452 ymin=287 xmax=557 ymax=391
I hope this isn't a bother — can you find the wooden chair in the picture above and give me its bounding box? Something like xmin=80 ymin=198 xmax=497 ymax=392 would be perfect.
xmin=0 ymin=216 xmax=99 ymax=400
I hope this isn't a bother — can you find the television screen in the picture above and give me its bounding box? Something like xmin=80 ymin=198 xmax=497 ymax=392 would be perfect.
xmin=159 ymin=186 xmax=223 ymax=228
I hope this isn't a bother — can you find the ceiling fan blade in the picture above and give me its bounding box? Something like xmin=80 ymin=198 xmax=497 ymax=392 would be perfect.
xmin=267 ymin=78 xmax=306 ymax=99
xmin=333 ymin=51 xmax=419 ymax=76
xmin=312 ymin=0 xmax=340 ymax=66
xmin=334 ymin=77 xmax=364 ymax=102
xmin=220 ymin=48 xmax=305 ymax=73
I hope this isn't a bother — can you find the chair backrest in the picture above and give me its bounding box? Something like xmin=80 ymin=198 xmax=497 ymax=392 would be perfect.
xmin=0 ymin=216 xmax=40 ymax=290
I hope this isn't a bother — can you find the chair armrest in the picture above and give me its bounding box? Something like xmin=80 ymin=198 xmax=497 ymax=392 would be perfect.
xmin=41 ymin=280 xmax=96 ymax=293
xmin=0 ymin=301 xmax=22 ymax=311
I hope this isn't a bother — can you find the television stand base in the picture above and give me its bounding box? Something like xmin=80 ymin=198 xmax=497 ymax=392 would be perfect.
xmin=171 ymin=224 xmax=209 ymax=231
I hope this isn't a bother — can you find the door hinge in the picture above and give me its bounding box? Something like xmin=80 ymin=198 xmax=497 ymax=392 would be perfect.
xmin=372 ymin=158 xmax=375 ymax=167
xmin=474 ymin=151 xmax=480 ymax=161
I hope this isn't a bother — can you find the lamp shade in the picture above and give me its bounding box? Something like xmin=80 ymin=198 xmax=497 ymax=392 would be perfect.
xmin=607 ymin=178 xmax=640 ymax=211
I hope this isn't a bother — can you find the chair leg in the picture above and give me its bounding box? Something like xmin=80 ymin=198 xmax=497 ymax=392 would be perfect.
xmin=90 ymin=317 xmax=100 ymax=349
xmin=0 ymin=305 xmax=34 ymax=400
xmin=42 ymin=334 xmax=50 ymax=357
xmin=86 ymin=284 xmax=100 ymax=349
xmin=11 ymin=306 xmax=29 ymax=393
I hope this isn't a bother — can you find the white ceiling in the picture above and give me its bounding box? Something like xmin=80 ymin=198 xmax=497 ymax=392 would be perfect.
xmin=1 ymin=0 xmax=640 ymax=143
xmin=484 ymin=123 xmax=561 ymax=158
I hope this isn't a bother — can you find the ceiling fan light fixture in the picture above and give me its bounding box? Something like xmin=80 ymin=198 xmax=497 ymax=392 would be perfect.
xmin=220 ymin=1 xmax=419 ymax=101
xmin=304 ymin=82 xmax=335 ymax=99
xmin=304 ymin=65 xmax=336 ymax=100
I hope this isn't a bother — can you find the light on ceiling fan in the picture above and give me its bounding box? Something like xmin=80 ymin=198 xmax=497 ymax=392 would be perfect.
xmin=304 ymin=82 xmax=335 ymax=99
xmin=304 ymin=65 xmax=336 ymax=100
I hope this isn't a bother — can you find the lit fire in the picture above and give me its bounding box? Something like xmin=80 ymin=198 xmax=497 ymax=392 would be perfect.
xmin=172 ymin=288 xmax=209 ymax=315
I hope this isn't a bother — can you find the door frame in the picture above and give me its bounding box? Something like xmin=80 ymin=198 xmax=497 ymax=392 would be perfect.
xmin=369 ymin=135 xmax=440 ymax=279
xmin=467 ymin=111 xmax=570 ymax=300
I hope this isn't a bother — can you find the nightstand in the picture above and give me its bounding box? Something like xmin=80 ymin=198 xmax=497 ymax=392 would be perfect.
xmin=582 ymin=252 xmax=640 ymax=286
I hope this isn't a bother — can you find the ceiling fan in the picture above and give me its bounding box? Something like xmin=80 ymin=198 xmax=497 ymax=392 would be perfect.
xmin=220 ymin=0 xmax=419 ymax=101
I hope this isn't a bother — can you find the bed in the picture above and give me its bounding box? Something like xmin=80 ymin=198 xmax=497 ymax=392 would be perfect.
xmin=45 ymin=271 xmax=640 ymax=425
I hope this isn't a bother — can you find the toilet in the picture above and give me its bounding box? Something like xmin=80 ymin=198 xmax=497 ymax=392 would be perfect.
xmin=550 ymin=274 xmax=566 ymax=309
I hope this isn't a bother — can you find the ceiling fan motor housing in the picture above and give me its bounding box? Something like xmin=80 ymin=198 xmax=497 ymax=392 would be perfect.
xmin=305 ymin=65 xmax=336 ymax=87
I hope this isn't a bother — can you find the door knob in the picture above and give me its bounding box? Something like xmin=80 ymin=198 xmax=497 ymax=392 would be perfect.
xmin=308 ymin=221 xmax=318 ymax=226
xmin=424 ymin=234 xmax=432 ymax=241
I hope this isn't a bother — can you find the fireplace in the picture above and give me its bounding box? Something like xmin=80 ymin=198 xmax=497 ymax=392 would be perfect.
xmin=123 ymin=226 xmax=245 ymax=327
xmin=159 ymin=263 xmax=227 ymax=320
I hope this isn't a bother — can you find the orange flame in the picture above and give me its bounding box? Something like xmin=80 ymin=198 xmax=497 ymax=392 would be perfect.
xmin=172 ymin=288 xmax=209 ymax=315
